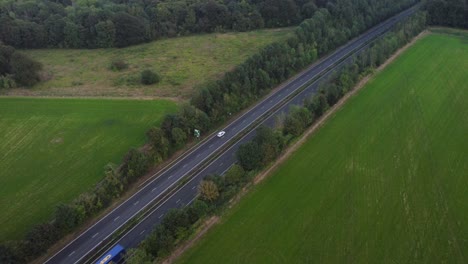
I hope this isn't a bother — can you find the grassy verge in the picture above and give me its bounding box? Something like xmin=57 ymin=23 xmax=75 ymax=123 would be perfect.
xmin=5 ymin=28 xmax=292 ymax=99
xmin=0 ymin=97 xmax=177 ymax=241
xmin=177 ymin=32 xmax=468 ymax=263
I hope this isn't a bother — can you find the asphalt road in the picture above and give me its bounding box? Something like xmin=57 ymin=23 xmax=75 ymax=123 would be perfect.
xmin=45 ymin=6 xmax=417 ymax=264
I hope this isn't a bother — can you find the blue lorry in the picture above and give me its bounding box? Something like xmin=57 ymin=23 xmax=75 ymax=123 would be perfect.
xmin=95 ymin=244 xmax=125 ymax=264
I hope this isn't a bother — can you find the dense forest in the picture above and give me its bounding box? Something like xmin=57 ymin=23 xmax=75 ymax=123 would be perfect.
xmin=3 ymin=0 xmax=450 ymax=49
xmin=0 ymin=0 xmax=323 ymax=48
xmin=426 ymin=0 xmax=467 ymax=28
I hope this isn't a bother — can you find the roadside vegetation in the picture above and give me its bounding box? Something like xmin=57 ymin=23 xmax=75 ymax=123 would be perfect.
xmin=124 ymin=12 xmax=428 ymax=264
xmin=0 ymin=0 xmax=420 ymax=262
xmin=4 ymin=29 xmax=292 ymax=98
xmin=0 ymin=98 xmax=177 ymax=241
xmin=177 ymin=30 xmax=468 ymax=264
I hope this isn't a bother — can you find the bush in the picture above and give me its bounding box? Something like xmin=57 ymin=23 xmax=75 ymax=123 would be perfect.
xmin=109 ymin=59 xmax=128 ymax=71
xmin=0 ymin=75 xmax=16 ymax=89
xmin=10 ymin=52 xmax=42 ymax=87
xmin=140 ymin=69 xmax=160 ymax=85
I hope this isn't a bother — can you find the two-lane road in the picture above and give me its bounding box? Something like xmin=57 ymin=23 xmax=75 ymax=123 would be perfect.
xmin=46 ymin=6 xmax=417 ymax=263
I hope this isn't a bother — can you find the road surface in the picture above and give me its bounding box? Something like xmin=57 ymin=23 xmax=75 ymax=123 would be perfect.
xmin=45 ymin=6 xmax=417 ymax=264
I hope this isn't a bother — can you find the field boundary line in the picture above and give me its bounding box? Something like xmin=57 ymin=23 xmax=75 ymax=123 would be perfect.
xmin=254 ymin=30 xmax=429 ymax=185
xmin=158 ymin=30 xmax=429 ymax=264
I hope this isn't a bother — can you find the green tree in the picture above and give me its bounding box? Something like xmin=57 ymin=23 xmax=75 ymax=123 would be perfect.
xmin=54 ymin=203 xmax=84 ymax=232
xmin=95 ymin=20 xmax=116 ymax=48
xmin=198 ymin=180 xmax=219 ymax=202
xmin=146 ymin=127 xmax=170 ymax=160
xmin=236 ymin=141 xmax=263 ymax=171
xmin=225 ymin=164 xmax=246 ymax=187
xmin=171 ymin=127 xmax=187 ymax=149
xmin=125 ymin=248 xmax=152 ymax=264
xmin=10 ymin=52 xmax=42 ymax=87
xmin=140 ymin=69 xmax=160 ymax=85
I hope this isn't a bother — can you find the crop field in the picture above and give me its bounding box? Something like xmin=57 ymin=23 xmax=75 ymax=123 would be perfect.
xmin=0 ymin=98 xmax=177 ymax=241
xmin=5 ymin=28 xmax=292 ymax=99
xmin=178 ymin=32 xmax=468 ymax=263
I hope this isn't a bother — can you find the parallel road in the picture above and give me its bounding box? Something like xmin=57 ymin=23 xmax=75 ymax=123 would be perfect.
xmin=45 ymin=6 xmax=416 ymax=264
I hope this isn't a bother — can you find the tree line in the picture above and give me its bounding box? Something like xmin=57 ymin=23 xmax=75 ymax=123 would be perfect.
xmin=426 ymin=0 xmax=467 ymax=28
xmin=0 ymin=0 xmax=322 ymax=49
xmin=0 ymin=0 xmax=420 ymax=262
xmin=0 ymin=44 xmax=42 ymax=89
xmin=124 ymin=12 xmax=428 ymax=263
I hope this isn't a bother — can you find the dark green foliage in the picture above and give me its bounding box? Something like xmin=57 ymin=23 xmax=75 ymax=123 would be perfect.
xmin=1 ymin=3 xmax=426 ymax=262
xmin=0 ymin=44 xmax=42 ymax=88
xmin=225 ymin=164 xmax=247 ymax=187
xmin=426 ymin=0 xmax=467 ymax=28
xmin=236 ymin=141 xmax=263 ymax=171
xmin=114 ymin=13 xmax=148 ymax=48
xmin=0 ymin=0 xmax=327 ymax=49
xmin=0 ymin=244 xmax=19 ymax=264
xmin=125 ymin=248 xmax=152 ymax=264
xmin=283 ymin=106 xmax=313 ymax=137
xmin=124 ymin=10 xmax=428 ymax=264
xmin=140 ymin=69 xmax=160 ymax=85
xmin=10 ymin=52 xmax=42 ymax=86
xmin=140 ymin=200 xmax=208 ymax=259
xmin=54 ymin=203 xmax=85 ymax=233
xmin=121 ymin=149 xmax=149 ymax=183
xmin=23 ymin=223 xmax=60 ymax=257
xmin=146 ymin=127 xmax=170 ymax=160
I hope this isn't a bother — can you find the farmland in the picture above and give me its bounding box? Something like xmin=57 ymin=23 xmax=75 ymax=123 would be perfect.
xmin=3 ymin=28 xmax=292 ymax=99
xmin=0 ymin=98 xmax=177 ymax=241
xmin=178 ymin=32 xmax=468 ymax=263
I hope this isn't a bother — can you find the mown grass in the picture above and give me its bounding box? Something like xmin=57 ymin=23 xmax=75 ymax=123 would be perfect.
xmin=12 ymin=28 xmax=292 ymax=99
xmin=178 ymin=32 xmax=468 ymax=263
xmin=0 ymin=98 xmax=177 ymax=241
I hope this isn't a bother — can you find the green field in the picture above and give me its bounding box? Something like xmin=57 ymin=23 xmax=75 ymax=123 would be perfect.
xmin=5 ymin=28 xmax=292 ymax=99
xmin=0 ymin=98 xmax=177 ymax=241
xmin=178 ymin=32 xmax=468 ymax=263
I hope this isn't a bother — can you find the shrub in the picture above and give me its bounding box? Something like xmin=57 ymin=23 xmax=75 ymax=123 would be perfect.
xmin=109 ymin=58 xmax=128 ymax=71
xmin=140 ymin=69 xmax=160 ymax=85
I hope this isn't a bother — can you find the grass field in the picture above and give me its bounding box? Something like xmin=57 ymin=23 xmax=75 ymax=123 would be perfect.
xmin=0 ymin=98 xmax=177 ymax=241
xmin=178 ymin=32 xmax=468 ymax=263
xmin=5 ymin=28 xmax=292 ymax=99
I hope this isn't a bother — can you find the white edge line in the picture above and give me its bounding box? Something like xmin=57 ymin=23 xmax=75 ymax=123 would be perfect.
xmin=45 ymin=10 xmax=411 ymax=264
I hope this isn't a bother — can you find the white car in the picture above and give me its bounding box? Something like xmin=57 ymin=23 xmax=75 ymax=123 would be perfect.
xmin=217 ymin=131 xmax=226 ymax=138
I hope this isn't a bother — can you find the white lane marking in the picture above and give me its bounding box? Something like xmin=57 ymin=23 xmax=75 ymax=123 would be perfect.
xmin=134 ymin=201 xmax=139 ymax=206
xmin=68 ymin=251 xmax=75 ymax=257
xmin=114 ymin=216 xmax=120 ymax=222
xmin=140 ymin=230 xmax=146 ymax=235
xmin=159 ymin=214 xmax=164 ymax=219
xmin=192 ymin=186 xmax=196 ymax=190
xmin=219 ymin=163 xmax=224 ymax=167
xmin=152 ymin=188 xmax=157 ymax=192
xmin=168 ymin=175 xmax=173 ymax=179
xmin=46 ymin=12 xmax=406 ymax=264
xmin=183 ymin=164 xmax=187 ymax=168
xmin=209 ymin=144 xmax=213 ymax=148
xmin=92 ymin=233 xmax=99 ymax=238
xmin=176 ymin=199 xmax=181 ymax=204
xmin=221 ymin=164 xmax=234 ymax=175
